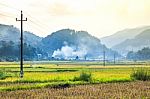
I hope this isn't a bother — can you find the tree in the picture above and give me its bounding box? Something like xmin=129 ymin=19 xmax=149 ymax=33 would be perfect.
xmin=127 ymin=47 xmax=150 ymax=60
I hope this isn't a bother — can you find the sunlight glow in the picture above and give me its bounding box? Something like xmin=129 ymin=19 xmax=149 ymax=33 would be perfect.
xmin=0 ymin=0 xmax=150 ymax=37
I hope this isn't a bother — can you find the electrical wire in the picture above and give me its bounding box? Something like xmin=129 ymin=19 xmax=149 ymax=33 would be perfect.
xmin=0 ymin=2 xmax=51 ymax=34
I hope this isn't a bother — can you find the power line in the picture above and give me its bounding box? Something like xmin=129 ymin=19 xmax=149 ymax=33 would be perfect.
xmin=0 ymin=2 xmax=50 ymax=33
xmin=0 ymin=10 xmax=47 ymax=35
xmin=27 ymin=19 xmax=48 ymax=35
xmin=0 ymin=11 xmax=45 ymax=35
xmin=23 ymin=11 xmax=50 ymax=30
xmin=28 ymin=18 xmax=47 ymax=31
xmin=0 ymin=13 xmax=15 ymax=19
xmin=22 ymin=12 xmax=51 ymax=35
xmin=0 ymin=2 xmax=20 ymax=12
xmin=0 ymin=9 xmax=17 ymax=18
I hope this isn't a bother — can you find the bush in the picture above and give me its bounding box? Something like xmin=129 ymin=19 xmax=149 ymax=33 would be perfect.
xmin=74 ymin=72 xmax=92 ymax=82
xmin=0 ymin=71 xmax=7 ymax=80
xmin=131 ymin=68 xmax=150 ymax=81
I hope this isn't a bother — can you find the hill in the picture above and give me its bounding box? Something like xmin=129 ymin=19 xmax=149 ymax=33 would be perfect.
xmin=0 ymin=24 xmax=42 ymax=46
xmin=112 ymin=29 xmax=150 ymax=55
xmin=0 ymin=24 xmax=43 ymax=61
xmin=41 ymin=29 xmax=119 ymax=59
xmin=0 ymin=24 xmax=120 ymax=60
xmin=101 ymin=26 xmax=150 ymax=48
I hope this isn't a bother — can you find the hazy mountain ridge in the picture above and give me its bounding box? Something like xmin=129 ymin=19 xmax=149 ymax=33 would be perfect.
xmin=112 ymin=29 xmax=150 ymax=55
xmin=0 ymin=24 xmax=20 ymax=42
xmin=0 ymin=24 xmax=119 ymax=60
xmin=24 ymin=31 xmax=42 ymax=46
xmin=41 ymin=29 xmax=119 ymax=59
xmin=0 ymin=24 xmax=42 ymax=46
xmin=101 ymin=26 xmax=150 ymax=48
xmin=1 ymin=23 xmax=150 ymax=59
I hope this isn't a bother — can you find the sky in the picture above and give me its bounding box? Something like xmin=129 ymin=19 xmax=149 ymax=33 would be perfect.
xmin=0 ymin=0 xmax=150 ymax=38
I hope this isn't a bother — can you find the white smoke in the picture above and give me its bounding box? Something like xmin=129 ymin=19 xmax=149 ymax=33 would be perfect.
xmin=52 ymin=45 xmax=87 ymax=59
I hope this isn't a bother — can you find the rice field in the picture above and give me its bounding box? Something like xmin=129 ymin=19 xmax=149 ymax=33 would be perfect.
xmin=0 ymin=61 xmax=150 ymax=98
xmin=0 ymin=81 xmax=150 ymax=99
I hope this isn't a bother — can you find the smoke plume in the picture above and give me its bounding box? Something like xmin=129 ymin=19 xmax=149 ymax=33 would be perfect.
xmin=52 ymin=45 xmax=87 ymax=59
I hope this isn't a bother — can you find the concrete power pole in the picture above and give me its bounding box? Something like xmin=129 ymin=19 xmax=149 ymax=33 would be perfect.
xmin=102 ymin=45 xmax=106 ymax=66
xmin=16 ymin=11 xmax=27 ymax=78
xmin=103 ymin=50 xmax=105 ymax=66
xmin=114 ymin=53 xmax=116 ymax=64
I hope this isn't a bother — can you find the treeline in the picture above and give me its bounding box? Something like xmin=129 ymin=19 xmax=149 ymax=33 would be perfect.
xmin=127 ymin=47 xmax=150 ymax=60
xmin=0 ymin=41 xmax=46 ymax=61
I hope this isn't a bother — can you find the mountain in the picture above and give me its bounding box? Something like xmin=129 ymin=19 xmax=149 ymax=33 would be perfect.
xmin=101 ymin=26 xmax=150 ymax=48
xmin=0 ymin=24 xmax=20 ymax=42
xmin=0 ymin=24 xmax=120 ymax=60
xmin=0 ymin=24 xmax=42 ymax=46
xmin=41 ymin=29 xmax=119 ymax=59
xmin=24 ymin=31 xmax=42 ymax=46
xmin=112 ymin=29 xmax=150 ymax=55
xmin=0 ymin=24 xmax=44 ymax=61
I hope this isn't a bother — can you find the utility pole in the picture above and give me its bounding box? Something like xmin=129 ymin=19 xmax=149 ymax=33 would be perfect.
xmin=114 ymin=53 xmax=116 ymax=64
xmin=16 ymin=11 xmax=27 ymax=78
xmin=103 ymin=50 xmax=105 ymax=66
xmin=102 ymin=45 xmax=106 ymax=66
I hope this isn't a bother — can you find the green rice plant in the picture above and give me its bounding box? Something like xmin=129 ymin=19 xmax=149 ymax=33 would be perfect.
xmin=0 ymin=81 xmax=87 ymax=91
xmin=0 ymin=71 xmax=7 ymax=80
xmin=73 ymin=72 xmax=92 ymax=82
xmin=131 ymin=68 xmax=150 ymax=81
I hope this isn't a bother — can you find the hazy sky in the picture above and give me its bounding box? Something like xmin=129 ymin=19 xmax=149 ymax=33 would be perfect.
xmin=0 ymin=0 xmax=150 ymax=38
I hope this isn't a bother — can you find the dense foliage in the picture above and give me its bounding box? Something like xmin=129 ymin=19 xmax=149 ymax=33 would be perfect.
xmin=127 ymin=47 xmax=150 ymax=60
xmin=73 ymin=72 xmax=92 ymax=82
xmin=131 ymin=68 xmax=150 ymax=81
xmin=0 ymin=41 xmax=45 ymax=61
xmin=0 ymin=71 xmax=6 ymax=80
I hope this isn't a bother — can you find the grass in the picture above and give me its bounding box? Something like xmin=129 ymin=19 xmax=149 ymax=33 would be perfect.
xmin=73 ymin=72 xmax=92 ymax=82
xmin=0 ymin=81 xmax=86 ymax=91
xmin=0 ymin=71 xmax=6 ymax=80
xmin=131 ymin=68 xmax=150 ymax=81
